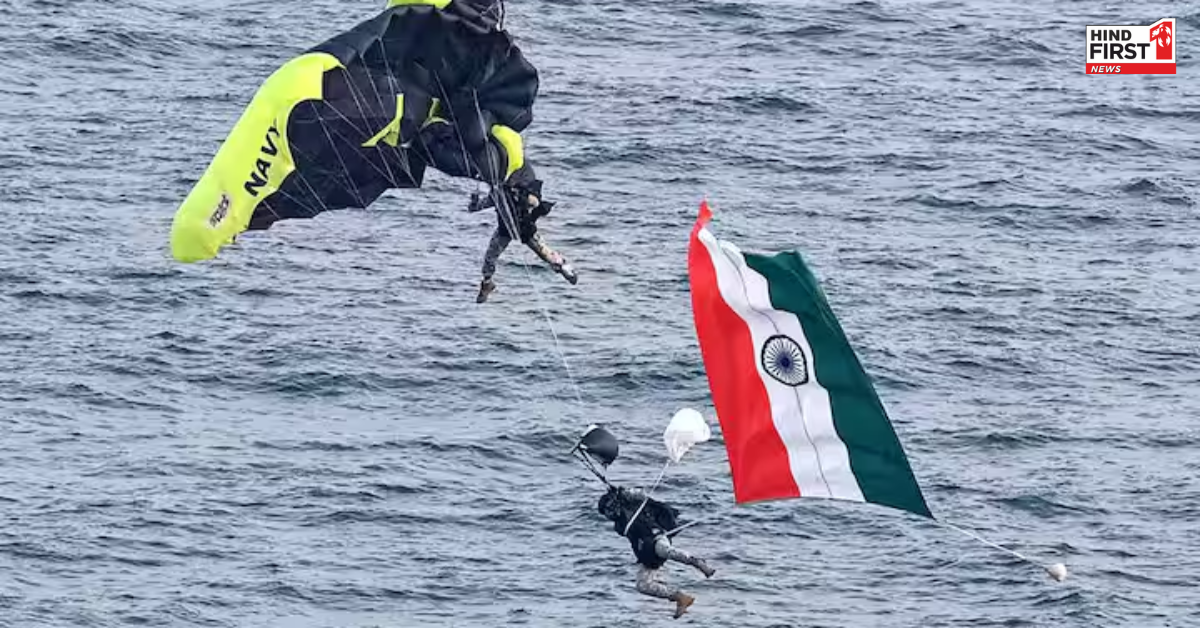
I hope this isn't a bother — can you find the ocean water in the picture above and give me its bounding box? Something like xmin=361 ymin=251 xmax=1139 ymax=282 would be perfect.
xmin=1 ymin=1 xmax=1198 ymax=626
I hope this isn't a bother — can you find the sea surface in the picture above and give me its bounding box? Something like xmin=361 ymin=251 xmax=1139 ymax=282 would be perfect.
xmin=1 ymin=1 xmax=1198 ymax=626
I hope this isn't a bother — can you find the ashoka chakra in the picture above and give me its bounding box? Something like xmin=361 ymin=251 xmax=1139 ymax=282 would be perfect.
xmin=761 ymin=334 xmax=809 ymax=387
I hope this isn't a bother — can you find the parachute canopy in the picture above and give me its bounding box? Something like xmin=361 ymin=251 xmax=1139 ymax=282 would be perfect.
xmin=573 ymin=424 xmax=620 ymax=468
xmin=170 ymin=0 xmax=538 ymax=263
xmin=663 ymin=407 xmax=712 ymax=463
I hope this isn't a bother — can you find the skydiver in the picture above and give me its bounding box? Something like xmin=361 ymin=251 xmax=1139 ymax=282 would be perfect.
xmin=411 ymin=0 xmax=577 ymax=303
xmin=417 ymin=111 xmax=578 ymax=303
xmin=597 ymin=485 xmax=716 ymax=619
xmin=171 ymin=0 xmax=574 ymax=269
xmin=467 ymin=170 xmax=577 ymax=303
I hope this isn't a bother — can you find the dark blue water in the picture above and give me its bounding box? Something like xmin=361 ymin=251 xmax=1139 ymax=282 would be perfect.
xmin=2 ymin=1 xmax=1198 ymax=626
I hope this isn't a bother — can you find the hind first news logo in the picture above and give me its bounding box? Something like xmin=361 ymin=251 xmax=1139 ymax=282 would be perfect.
xmin=1087 ymin=18 xmax=1176 ymax=74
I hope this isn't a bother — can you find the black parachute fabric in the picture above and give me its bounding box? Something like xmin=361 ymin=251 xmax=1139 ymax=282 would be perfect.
xmin=574 ymin=424 xmax=621 ymax=467
xmin=170 ymin=0 xmax=538 ymax=262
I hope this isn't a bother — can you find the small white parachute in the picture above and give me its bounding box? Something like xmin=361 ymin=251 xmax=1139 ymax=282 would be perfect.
xmin=663 ymin=407 xmax=712 ymax=463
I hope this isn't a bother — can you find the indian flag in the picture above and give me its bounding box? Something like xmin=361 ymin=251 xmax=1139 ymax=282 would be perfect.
xmin=687 ymin=201 xmax=931 ymax=519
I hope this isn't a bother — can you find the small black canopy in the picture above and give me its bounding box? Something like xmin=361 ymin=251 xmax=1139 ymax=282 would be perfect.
xmin=574 ymin=424 xmax=620 ymax=467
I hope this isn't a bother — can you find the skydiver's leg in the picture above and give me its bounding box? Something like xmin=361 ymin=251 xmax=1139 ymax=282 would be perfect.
xmin=654 ymin=535 xmax=715 ymax=578
xmin=637 ymin=565 xmax=696 ymax=619
xmin=478 ymin=226 xmax=511 ymax=303
xmin=635 ymin=565 xmax=677 ymax=600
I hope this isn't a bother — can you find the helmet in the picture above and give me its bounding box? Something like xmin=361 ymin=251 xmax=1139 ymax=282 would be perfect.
xmin=597 ymin=486 xmax=621 ymax=520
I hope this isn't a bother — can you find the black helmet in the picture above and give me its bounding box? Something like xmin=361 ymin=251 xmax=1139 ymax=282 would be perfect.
xmin=597 ymin=486 xmax=621 ymax=520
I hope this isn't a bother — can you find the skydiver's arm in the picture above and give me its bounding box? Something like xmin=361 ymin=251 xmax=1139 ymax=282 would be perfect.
xmin=467 ymin=191 xmax=496 ymax=213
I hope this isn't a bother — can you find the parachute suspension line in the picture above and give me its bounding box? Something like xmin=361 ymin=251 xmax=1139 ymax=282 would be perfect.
xmin=432 ymin=77 xmax=481 ymax=203
xmin=284 ymin=136 xmax=338 ymax=220
xmin=299 ymin=66 xmax=388 ymax=213
xmin=432 ymin=71 xmax=480 ymax=195
xmin=290 ymin=68 xmax=403 ymax=414
xmin=573 ymin=448 xmax=612 ymax=488
xmin=373 ymin=38 xmax=418 ymax=184
xmin=663 ymin=506 xmax=734 ymax=538
xmin=457 ymin=86 xmax=586 ymax=409
xmin=270 ymin=186 xmax=322 ymax=221
xmin=309 ymin=100 xmax=369 ymax=210
xmin=347 ymin=51 xmax=401 ymax=186
xmin=623 ymin=459 xmax=673 ymax=536
xmin=313 ymin=95 xmax=408 ymax=187
xmin=509 ymin=231 xmax=586 ymax=408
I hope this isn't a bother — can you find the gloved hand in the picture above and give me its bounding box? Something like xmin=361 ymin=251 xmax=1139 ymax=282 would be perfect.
xmin=467 ymin=191 xmax=495 ymax=213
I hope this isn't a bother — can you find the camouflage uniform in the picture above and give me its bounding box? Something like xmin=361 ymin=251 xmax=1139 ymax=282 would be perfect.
xmin=474 ymin=186 xmax=576 ymax=303
xmin=636 ymin=535 xmax=713 ymax=599
xmin=597 ymin=486 xmax=715 ymax=619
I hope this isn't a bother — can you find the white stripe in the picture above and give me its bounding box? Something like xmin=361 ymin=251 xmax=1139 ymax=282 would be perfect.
xmin=700 ymin=228 xmax=865 ymax=502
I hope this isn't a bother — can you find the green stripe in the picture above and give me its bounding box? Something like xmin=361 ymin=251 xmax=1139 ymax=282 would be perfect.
xmin=744 ymin=251 xmax=932 ymax=519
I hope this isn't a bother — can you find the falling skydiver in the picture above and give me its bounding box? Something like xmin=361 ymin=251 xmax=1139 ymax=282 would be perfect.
xmin=572 ymin=424 xmax=717 ymax=620
xmin=169 ymin=0 xmax=577 ymax=299
xmin=598 ymin=485 xmax=716 ymax=619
